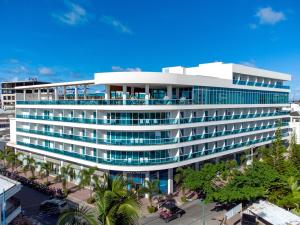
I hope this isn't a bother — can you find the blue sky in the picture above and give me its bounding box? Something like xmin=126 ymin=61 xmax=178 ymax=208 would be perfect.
xmin=0 ymin=0 xmax=299 ymax=97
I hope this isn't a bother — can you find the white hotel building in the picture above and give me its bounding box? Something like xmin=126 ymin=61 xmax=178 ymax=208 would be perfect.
xmin=8 ymin=62 xmax=291 ymax=194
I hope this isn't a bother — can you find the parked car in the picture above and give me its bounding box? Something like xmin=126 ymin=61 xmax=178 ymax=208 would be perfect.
xmin=40 ymin=198 xmax=69 ymax=215
xmin=159 ymin=202 xmax=185 ymax=223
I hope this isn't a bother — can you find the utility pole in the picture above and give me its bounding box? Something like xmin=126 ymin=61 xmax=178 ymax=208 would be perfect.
xmin=198 ymin=199 xmax=205 ymax=225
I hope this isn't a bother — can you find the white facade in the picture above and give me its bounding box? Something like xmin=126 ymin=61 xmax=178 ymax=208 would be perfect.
xmin=8 ymin=62 xmax=291 ymax=194
xmin=289 ymin=103 xmax=300 ymax=144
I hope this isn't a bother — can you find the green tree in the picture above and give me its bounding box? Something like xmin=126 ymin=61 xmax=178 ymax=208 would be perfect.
xmin=79 ymin=167 xmax=96 ymax=199
xmin=212 ymin=161 xmax=280 ymax=204
xmin=182 ymin=161 xmax=238 ymax=202
xmin=277 ymin=177 xmax=300 ymax=215
xmin=174 ymin=167 xmax=186 ymax=196
xmin=56 ymin=164 xmax=75 ymax=195
xmin=57 ymin=176 xmax=140 ymax=225
xmin=262 ymin=125 xmax=286 ymax=174
xmin=289 ymin=132 xmax=300 ymax=170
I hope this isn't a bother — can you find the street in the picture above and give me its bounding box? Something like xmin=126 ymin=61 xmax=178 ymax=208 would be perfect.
xmin=15 ymin=185 xmax=59 ymax=225
xmin=15 ymin=185 xmax=225 ymax=225
xmin=140 ymin=200 xmax=225 ymax=225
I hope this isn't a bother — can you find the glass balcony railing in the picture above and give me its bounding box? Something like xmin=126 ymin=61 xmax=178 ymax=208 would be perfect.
xmin=16 ymin=111 xmax=289 ymax=126
xmin=233 ymin=79 xmax=290 ymax=89
xmin=16 ymin=133 xmax=289 ymax=166
xmin=16 ymin=99 xmax=193 ymax=106
xmin=16 ymin=122 xmax=288 ymax=146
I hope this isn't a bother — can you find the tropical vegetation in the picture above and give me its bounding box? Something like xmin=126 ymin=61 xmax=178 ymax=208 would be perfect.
xmin=57 ymin=175 xmax=140 ymax=225
xmin=177 ymin=128 xmax=300 ymax=215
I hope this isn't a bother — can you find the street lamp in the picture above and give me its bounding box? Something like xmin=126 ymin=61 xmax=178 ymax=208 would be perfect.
xmin=198 ymin=199 xmax=205 ymax=225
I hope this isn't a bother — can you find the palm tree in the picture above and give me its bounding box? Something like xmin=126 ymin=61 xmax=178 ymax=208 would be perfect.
xmin=27 ymin=157 xmax=36 ymax=179
xmin=39 ymin=162 xmax=52 ymax=185
xmin=78 ymin=167 xmax=96 ymax=199
xmin=56 ymin=206 xmax=97 ymax=225
xmin=139 ymin=179 xmax=160 ymax=208
xmin=96 ymin=177 xmax=140 ymax=225
xmin=57 ymin=175 xmax=140 ymax=225
xmin=6 ymin=151 xmax=20 ymax=172
xmin=56 ymin=164 xmax=75 ymax=195
xmin=0 ymin=146 xmax=13 ymax=168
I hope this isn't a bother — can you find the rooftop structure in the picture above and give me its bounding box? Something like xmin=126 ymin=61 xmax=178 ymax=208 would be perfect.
xmin=0 ymin=80 xmax=50 ymax=110
xmin=0 ymin=175 xmax=22 ymax=225
xmin=8 ymin=62 xmax=291 ymax=194
xmin=247 ymin=200 xmax=300 ymax=225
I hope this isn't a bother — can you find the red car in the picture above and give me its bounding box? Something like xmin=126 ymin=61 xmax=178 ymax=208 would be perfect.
xmin=159 ymin=202 xmax=185 ymax=223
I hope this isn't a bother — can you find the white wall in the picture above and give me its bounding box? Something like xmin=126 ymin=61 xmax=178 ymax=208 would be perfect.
xmin=10 ymin=118 xmax=16 ymax=144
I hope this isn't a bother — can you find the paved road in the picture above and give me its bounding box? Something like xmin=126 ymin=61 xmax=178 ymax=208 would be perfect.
xmin=139 ymin=200 xmax=225 ymax=225
xmin=16 ymin=186 xmax=225 ymax=225
xmin=15 ymin=186 xmax=59 ymax=225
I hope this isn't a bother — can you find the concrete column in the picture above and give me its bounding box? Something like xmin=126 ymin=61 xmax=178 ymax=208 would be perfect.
xmin=46 ymin=89 xmax=49 ymax=100
xmin=23 ymin=89 xmax=26 ymax=101
xmin=167 ymin=85 xmax=172 ymax=99
xmin=54 ymin=87 xmax=58 ymax=100
xmin=167 ymin=168 xmax=173 ymax=194
xmin=195 ymin=162 xmax=200 ymax=170
xmin=59 ymin=161 xmax=64 ymax=175
xmin=176 ymin=88 xmax=179 ymax=99
xmin=84 ymin=85 xmax=87 ymax=100
xmin=74 ymin=86 xmax=78 ymax=100
xmin=145 ymin=171 xmax=150 ymax=199
xmin=64 ymin=86 xmax=67 ymax=100
xmin=37 ymin=89 xmax=41 ymax=100
xmin=105 ymin=84 xmax=110 ymax=100
xmin=122 ymin=84 xmax=127 ymax=105
xmin=145 ymin=84 xmax=150 ymax=104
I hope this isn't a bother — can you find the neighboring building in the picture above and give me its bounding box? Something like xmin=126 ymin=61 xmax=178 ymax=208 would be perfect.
xmin=0 ymin=175 xmax=22 ymax=225
xmin=246 ymin=200 xmax=300 ymax=225
xmin=0 ymin=80 xmax=50 ymax=110
xmin=8 ymin=62 xmax=291 ymax=194
xmin=289 ymin=103 xmax=300 ymax=144
xmin=0 ymin=110 xmax=14 ymax=150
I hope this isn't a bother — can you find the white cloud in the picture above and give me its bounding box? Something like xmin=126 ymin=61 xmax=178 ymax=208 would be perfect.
xmin=101 ymin=16 xmax=132 ymax=34
xmin=112 ymin=66 xmax=141 ymax=72
xmin=38 ymin=67 xmax=54 ymax=75
xmin=256 ymin=7 xmax=286 ymax=25
xmin=52 ymin=1 xmax=88 ymax=26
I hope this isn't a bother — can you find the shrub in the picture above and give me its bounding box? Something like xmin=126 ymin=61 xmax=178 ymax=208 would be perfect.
xmin=181 ymin=196 xmax=187 ymax=203
xmin=147 ymin=206 xmax=157 ymax=213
